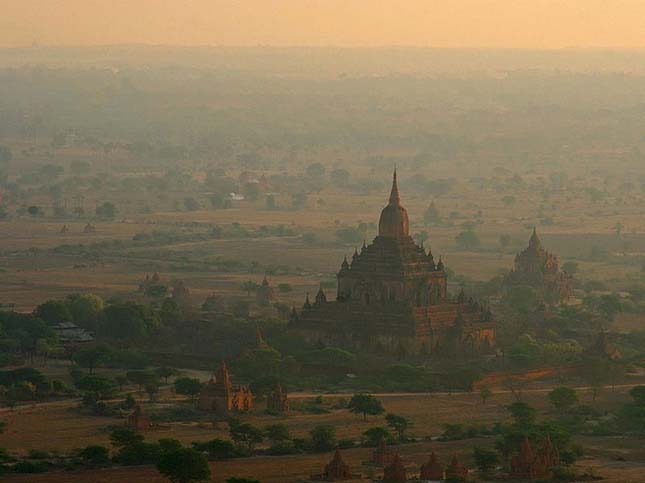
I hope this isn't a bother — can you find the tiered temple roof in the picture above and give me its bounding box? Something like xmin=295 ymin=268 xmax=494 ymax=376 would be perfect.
xmin=510 ymin=436 xmax=559 ymax=479
xmin=420 ymin=452 xmax=444 ymax=480
xmin=383 ymin=453 xmax=407 ymax=483
xmin=506 ymin=228 xmax=573 ymax=303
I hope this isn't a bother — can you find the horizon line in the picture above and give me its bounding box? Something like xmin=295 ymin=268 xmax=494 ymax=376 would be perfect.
xmin=2 ymin=43 xmax=645 ymax=52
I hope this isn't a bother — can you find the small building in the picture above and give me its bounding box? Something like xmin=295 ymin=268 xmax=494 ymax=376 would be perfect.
xmin=445 ymin=454 xmax=468 ymax=481
xmin=311 ymin=448 xmax=361 ymax=481
xmin=52 ymin=321 xmax=94 ymax=347
xmin=383 ymin=453 xmax=406 ymax=483
xmin=420 ymin=452 xmax=444 ymax=481
xmin=126 ymin=404 xmax=151 ymax=431
xmin=198 ymin=361 xmax=253 ymax=417
xmin=266 ymin=384 xmax=289 ymax=413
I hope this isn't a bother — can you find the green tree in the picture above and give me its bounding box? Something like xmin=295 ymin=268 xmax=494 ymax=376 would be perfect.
xmin=192 ymin=439 xmax=236 ymax=460
xmin=508 ymin=401 xmax=536 ymax=429
xmin=73 ymin=344 xmax=111 ymax=374
xmin=183 ymin=198 xmax=200 ymax=211
xmin=157 ymin=447 xmax=210 ymax=483
xmin=127 ymin=370 xmax=159 ymax=391
xmin=27 ymin=205 xmax=44 ymax=216
xmin=75 ymin=375 xmax=117 ymax=398
xmin=473 ymin=446 xmax=499 ymax=474
xmin=174 ymin=377 xmax=203 ymax=400
xmin=229 ymin=420 xmax=264 ymax=452
xmin=348 ymin=394 xmax=385 ymax=421
xmin=480 ymin=386 xmax=492 ymax=405
xmin=548 ymin=386 xmax=578 ymax=411
xmin=330 ymin=168 xmax=350 ymax=187
xmin=156 ymin=367 xmax=175 ymax=384
xmin=502 ymin=195 xmax=516 ymax=206
xmin=79 ymin=445 xmax=110 ymax=467
xmin=103 ymin=302 xmax=159 ymax=340
xmin=96 ymin=201 xmax=117 ymax=219
xmin=67 ymin=293 xmax=104 ymax=331
xmin=503 ymin=286 xmax=539 ymax=314
xmin=362 ymin=427 xmax=393 ymax=446
xmin=630 ymin=386 xmax=645 ymax=406
xmin=34 ymin=300 xmax=72 ymax=324
xmin=335 ymin=226 xmax=364 ymax=245
xmin=241 ymin=281 xmax=259 ymax=296
xmin=277 ymin=283 xmax=292 ymax=293
xmin=385 ymin=413 xmax=412 ymax=441
xmin=306 ymin=163 xmax=326 ymax=178
xmin=146 ymin=382 xmax=160 ymax=401
xmin=291 ymin=192 xmax=307 ymax=210
xmin=110 ymin=427 xmax=144 ymax=448
xmin=265 ymin=424 xmax=290 ymax=442
xmin=455 ymin=230 xmax=481 ymax=250
xmin=561 ymin=261 xmax=578 ymax=274
xmin=309 ymin=425 xmax=336 ymax=452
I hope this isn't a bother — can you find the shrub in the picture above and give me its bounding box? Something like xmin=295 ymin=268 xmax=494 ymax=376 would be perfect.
xmin=79 ymin=445 xmax=111 ymax=467
xmin=309 ymin=425 xmax=336 ymax=452
xmin=192 ymin=439 xmax=237 ymax=460
xmin=13 ymin=460 xmax=49 ymax=473
xmin=157 ymin=448 xmax=210 ymax=483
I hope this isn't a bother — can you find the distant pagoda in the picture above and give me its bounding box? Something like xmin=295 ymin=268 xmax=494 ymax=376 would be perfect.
xmin=505 ymin=228 xmax=573 ymax=304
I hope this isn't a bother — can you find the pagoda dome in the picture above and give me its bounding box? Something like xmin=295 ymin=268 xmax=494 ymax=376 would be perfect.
xmin=378 ymin=170 xmax=409 ymax=238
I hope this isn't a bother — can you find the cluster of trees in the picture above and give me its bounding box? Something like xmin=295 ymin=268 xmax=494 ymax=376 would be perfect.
xmin=0 ymin=367 xmax=70 ymax=407
xmin=0 ymin=311 xmax=58 ymax=365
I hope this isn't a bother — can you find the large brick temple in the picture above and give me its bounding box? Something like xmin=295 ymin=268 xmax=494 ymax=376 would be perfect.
xmin=290 ymin=171 xmax=495 ymax=357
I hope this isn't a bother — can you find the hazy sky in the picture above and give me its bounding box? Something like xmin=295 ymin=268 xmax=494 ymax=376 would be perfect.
xmin=2 ymin=0 xmax=645 ymax=49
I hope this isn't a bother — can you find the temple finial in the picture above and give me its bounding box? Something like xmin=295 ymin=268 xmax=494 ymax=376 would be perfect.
xmin=389 ymin=169 xmax=400 ymax=204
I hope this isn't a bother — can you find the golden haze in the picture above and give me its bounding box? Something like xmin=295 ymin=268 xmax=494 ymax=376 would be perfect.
xmin=1 ymin=0 xmax=645 ymax=49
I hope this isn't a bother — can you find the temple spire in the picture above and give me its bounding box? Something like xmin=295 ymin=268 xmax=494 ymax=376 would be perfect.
xmin=529 ymin=226 xmax=542 ymax=250
xmin=389 ymin=169 xmax=400 ymax=205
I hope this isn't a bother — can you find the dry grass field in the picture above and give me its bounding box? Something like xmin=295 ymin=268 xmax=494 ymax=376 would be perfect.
xmin=3 ymin=183 xmax=645 ymax=313
xmin=2 ymin=384 xmax=645 ymax=482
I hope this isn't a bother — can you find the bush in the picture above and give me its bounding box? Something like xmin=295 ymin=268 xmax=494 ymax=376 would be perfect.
xmin=13 ymin=460 xmax=49 ymax=473
xmin=309 ymin=425 xmax=336 ymax=452
xmin=549 ymin=386 xmax=578 ymax=411
xmin=362 ymin=427 xmax=393 ymax=447
xmin=79 ymin=445 xmax=111 ymax=467
xmin=455 ymin=230 xmax=481 ymax=250
xmin=174 ymin=377 xmax=203 ymax=400
xmin=267 ymin=441 xmax=300 ymax=455
xmin=473 ymin=447 xmax=499 ymax=473
xmin=552 ymin=466 xmax=577 ymax=481
xmin=116 ymin=442 xmax=162 ymax=466
xmin=157 ymin=448 xmax=210 ymax=483
xmin=192 ymin=439 xmax=237 ymax=460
